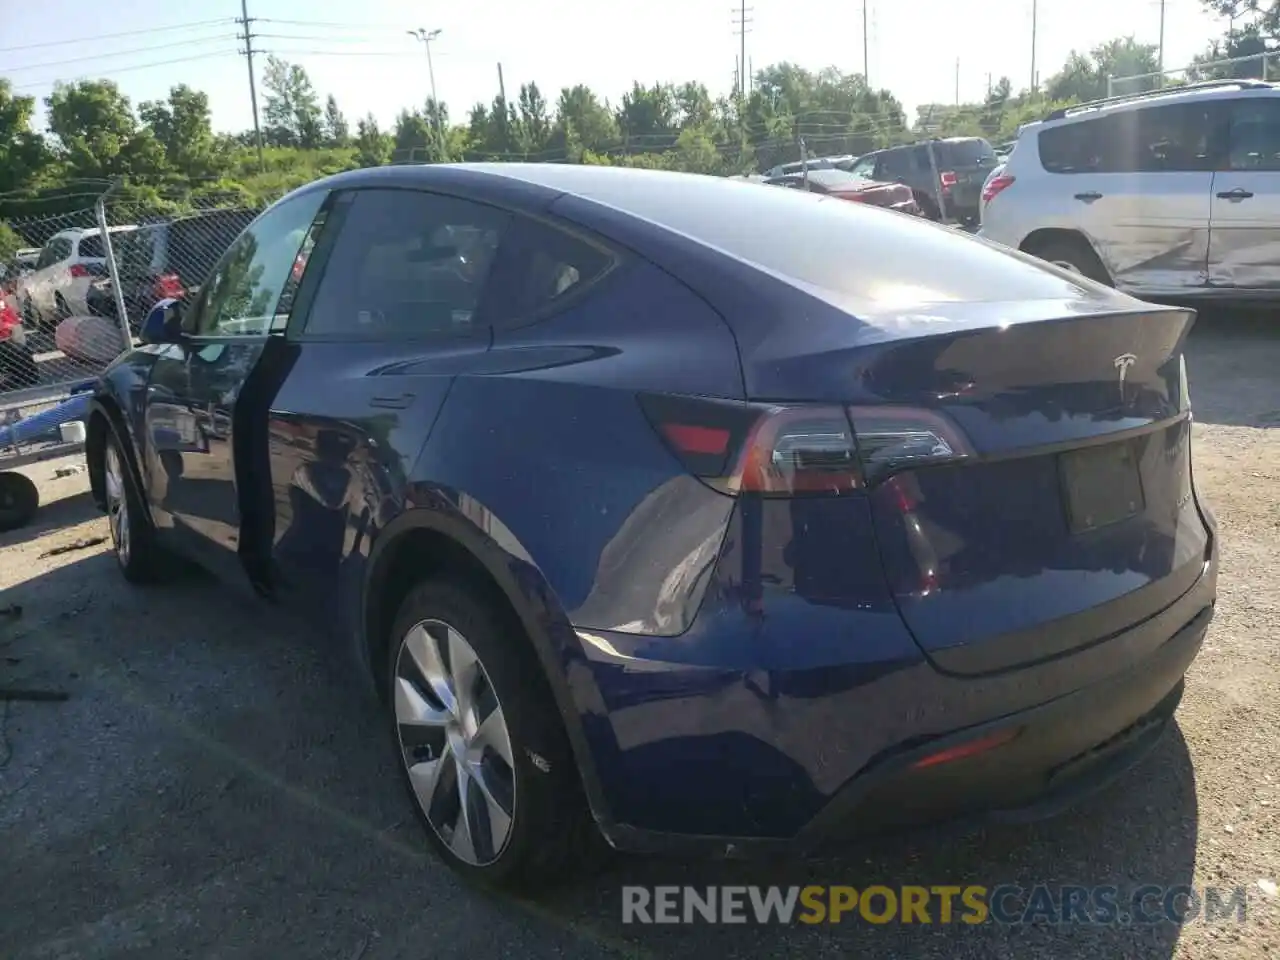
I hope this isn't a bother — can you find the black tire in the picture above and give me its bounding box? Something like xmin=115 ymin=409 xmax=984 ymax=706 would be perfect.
xmin=387 ymin=579 xmax=606 ymax=893
xmin=1026 ymin=237 xmax=1113 ymax=286
xmin=0 ymin=472 xmax=39 ymax=533
xmin=54 ymin=293 xmax=71 ymax=322
xmin=101 ymin=428 xmax=161 ymax=583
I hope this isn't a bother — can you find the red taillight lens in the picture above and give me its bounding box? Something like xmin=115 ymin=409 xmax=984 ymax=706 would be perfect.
xmin=154 ymin=273 xmax=184 ymax=299
xmin=639 ymin=394 xmax=972 ymax=496
xmin=69 ymin=263 xmax=90 ymax=278
xmin=982 ymin=174 xmax=1016 ymax=205
xmin=939 ymin=170 xmax=958 ymax=192
xmin=0 ymin=304 xmax=19 ymax=340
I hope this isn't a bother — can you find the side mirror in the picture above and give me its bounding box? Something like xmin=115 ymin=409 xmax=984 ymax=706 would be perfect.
xmin=140 ymin=298 xmax=186 ymax=345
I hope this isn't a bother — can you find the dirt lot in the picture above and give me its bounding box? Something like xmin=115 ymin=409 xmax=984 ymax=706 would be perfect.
xmin=0 ymin=314 xmax=1277 ymax=960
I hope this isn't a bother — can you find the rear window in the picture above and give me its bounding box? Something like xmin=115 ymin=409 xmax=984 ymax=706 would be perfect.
xmin=76 ymin=235 xmax=104 ymax=259
xmin=941 ymin=139 xmax=996 ymax=166
xmin=563 ymin=174 xmax=1090 ymax=304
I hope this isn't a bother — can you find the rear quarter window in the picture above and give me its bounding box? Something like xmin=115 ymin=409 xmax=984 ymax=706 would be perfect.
xmin=942 ymin=139 xmax=996 ymax=166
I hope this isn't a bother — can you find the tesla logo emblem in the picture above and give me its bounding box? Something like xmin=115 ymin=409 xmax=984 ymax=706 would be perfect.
xmin=1114 ymin=353 xmax=1137 ymax=397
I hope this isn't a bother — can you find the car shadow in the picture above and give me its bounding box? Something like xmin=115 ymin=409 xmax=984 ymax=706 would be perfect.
xmin=532 ymin=725 xmax=1199 ymax=958
xmin=1 ymin=549 xmax=1202 ymax=960
xmin=1186 ymin=308 xmax=1280 ymax=429
xmin=0 ymin=488 xmax=99 ymax=551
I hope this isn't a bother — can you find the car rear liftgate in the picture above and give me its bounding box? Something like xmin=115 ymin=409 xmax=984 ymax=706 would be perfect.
xmin=845 ymin=304 xmax=1211 ymax=675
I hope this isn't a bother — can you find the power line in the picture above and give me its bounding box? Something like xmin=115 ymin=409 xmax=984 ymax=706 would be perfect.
xmin=6 ymin=35 xmax=240 ymax=74
xmin=256 ymin=18 xmax=405 ymax=31
xmin=10 ymin=50 xmax=239 ymax=91
xmin=0 ymin=19 xmax=234 ymax=54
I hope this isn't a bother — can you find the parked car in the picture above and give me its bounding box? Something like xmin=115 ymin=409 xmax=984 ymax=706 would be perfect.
xmin=87 ymin=164 xmax=1217 ymax=893
xmin=979 ymin=78 xmax=1280 ymax=300
xmin=845 ymin=137 xmax=999 ymax=224
xmin=763 ymin=168 xmax=921 ymax=214
xmin=16 ymin=225 xmax=136 ymax=331
xmin=86 ymin=208 xmax=259 ymax=330
xmin=0 ymin=297 xmax=38 ymax=389
xmin=763 ymin=154 xmax=854 ymax=178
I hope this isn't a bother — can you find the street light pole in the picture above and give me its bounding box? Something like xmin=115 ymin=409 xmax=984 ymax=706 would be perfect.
xmin=408 ymin=27 xmax=445 ymax=160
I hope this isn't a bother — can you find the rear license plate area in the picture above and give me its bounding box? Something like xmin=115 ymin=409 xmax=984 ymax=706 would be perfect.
xmin=1059 ymin=441 xmax=1144 ymax=534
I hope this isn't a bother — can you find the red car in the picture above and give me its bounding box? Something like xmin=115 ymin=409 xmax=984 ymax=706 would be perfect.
xmin=762 ymin=169 xmax=921 ymax=215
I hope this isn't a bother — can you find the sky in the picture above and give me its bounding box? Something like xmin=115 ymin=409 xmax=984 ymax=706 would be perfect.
xmin=3 ymin=0 xmax=1231 ymax=137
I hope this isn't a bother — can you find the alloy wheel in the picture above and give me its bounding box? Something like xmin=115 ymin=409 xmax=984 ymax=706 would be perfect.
xmin=394 ymin=618 xmax=516 ymax=867
xmin=104 ymin=443 xmax=130 ymax=566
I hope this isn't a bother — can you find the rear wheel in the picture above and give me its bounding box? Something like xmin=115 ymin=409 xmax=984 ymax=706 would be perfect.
xmin=0 ymin=472 xmax=39 ymax=532
xmin=102 ymin=431 xmax=161 ymax=583
xmin=387 ymin=579 xmax=605 ymax=892
xmin=1025 ymin=236 xmax=1113 ymax=286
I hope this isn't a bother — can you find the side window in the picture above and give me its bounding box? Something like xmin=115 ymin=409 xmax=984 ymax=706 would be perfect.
xmin=1226 ymin=98 xmax=1280 ymax=171
xmin=850 ymin=155 xmax=877 ymax=178
xmin=190 ymin=190 xmax=328 ymax=337
xmin=877 ymin=150 xmax=910 ymax=180
xmin=35 ymin=242 xmax=58 ymax=269
xmin=302 ymin=189 xmax=509 ymax=339
xmin=910 ymin=145 xmax=932 ymax=172
xmin=486 ymin=215 xmax=616 ymax=330
xmin=1128 ymin=103 xmax=1216 ymax=172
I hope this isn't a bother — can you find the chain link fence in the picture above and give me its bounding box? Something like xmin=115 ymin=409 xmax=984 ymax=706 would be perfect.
xmin=1 ymin=189 xmax=273 ymax=412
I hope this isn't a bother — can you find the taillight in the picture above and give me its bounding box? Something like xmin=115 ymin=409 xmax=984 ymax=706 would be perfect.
xmin=154 ymin=273 xmax=184 ymax=299
xmin=939 ymin=170 xmax=958 ymax=193
xmin=69 ymin=263 xmax=91 ymax=278
xmin=982 ymin=174 xmax=1016 ymax=205
xmin=639 ymin=393 xmax=972 ymax=496
xmin=0 ymin=304 xmax=19 ymax=340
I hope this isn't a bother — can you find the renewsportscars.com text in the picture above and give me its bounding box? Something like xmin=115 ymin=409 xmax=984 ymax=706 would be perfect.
xmin=621 ymin=884 xmax=1251 ymax=926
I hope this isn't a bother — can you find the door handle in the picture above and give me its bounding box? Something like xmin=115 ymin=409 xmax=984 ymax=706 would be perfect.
xmin=370 ymin=393 xmax=415 ymax=409
xmin=1216 ymin=188 xmax=1254 ymax=201
xmin=1073 ymin=191 xmax=1103 ymax=203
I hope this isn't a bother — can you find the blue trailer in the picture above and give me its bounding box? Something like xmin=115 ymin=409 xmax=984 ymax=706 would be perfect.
xmin=0 ymin=381 xmax=95 ymax=531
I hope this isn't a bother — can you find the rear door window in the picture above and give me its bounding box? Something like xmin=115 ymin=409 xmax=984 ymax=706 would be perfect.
xmin=1225 ymin=98 xmax=1280 ymax=170
xmin=76 ymin=235 xmax=104 ymax=259
xmin=301 ymin=188 xmax=510 ymax=339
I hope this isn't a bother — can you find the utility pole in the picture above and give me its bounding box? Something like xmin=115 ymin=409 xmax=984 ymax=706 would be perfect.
xmin=1157 ymin=0 xmax=1166 ymax=86
xmin=955 ymin=58 xmax=960 ymax=107
xmin=408 ymin=27 xmax=445 ymax=159
xmin=236 ymin=0 xmax=264 ymax=171
xmin=1030 ymin=0 xmax=1038 ymax=94
xmin=863 ymin=0 xmax=870 ymax=87
xmin=731 ymin=3 xmax=753 ymax=98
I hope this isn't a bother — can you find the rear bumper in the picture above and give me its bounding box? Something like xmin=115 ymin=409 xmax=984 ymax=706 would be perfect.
xmin=581 ymin=547 xmax=1216 ymax=856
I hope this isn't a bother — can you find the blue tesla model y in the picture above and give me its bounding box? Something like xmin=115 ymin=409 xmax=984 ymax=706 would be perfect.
xmin=86 ymin=163 xmax=1218 ymax=892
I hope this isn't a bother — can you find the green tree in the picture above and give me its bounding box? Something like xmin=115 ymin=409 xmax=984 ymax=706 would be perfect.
xmin=139 ymin=84 xmax=224 ymax=180
xmin=355 ymin=113 xmax=389 ymax=167
xmin=517 ymin=82 xmax=551 ymax=156
xmin=550 ymin=85 xmax=618 ymax=158
xmin=323 ymin=94 xmax=349 ymax=147
xmin=45 ymin=79 xmax=166 ymax=180
xmin=0 ymin=80 xmax=50 ymax=196
xmin=262 ymin=56 xmax=323 ymax=149
xmin=1045 ymin=37 xmax=1160 ymax=101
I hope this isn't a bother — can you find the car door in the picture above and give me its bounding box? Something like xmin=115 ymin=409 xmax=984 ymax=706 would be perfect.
xmin=26 ymin=237 xmax=70 ymax=315
xmin=143 ymin=188 xmax=331 ymax=588
xmin=1207 ymin=95 xmax=1280 ymax=290
xmin=263 ymin=187 xmax=512 ymax=631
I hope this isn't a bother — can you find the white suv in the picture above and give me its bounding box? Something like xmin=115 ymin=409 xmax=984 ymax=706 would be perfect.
xmin=979 ymin=79 xmax=1280 ymax=301
xmin=16 ymin=225 xmax=135 ymax=331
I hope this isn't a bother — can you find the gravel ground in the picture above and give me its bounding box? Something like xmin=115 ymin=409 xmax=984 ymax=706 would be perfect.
xmin=0 ymin=313 xmax=1277 ymax=960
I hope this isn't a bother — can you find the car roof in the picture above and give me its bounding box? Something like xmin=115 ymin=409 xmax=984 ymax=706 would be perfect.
xmin=1025 ymin=81 xmax=1280 ymax=135
xmin=768 ymin=169 xmax=876 ymax=188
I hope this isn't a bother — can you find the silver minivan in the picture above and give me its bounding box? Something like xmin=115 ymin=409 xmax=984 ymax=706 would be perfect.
xmin=980 ymin=79 xmax=1280 ymax=301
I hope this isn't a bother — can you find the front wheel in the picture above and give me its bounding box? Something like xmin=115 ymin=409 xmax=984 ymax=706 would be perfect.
xmin=387 ymin=579 xmax=606 ymax=892
xmin=102 ymin=431 xmax=162 ymax=583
